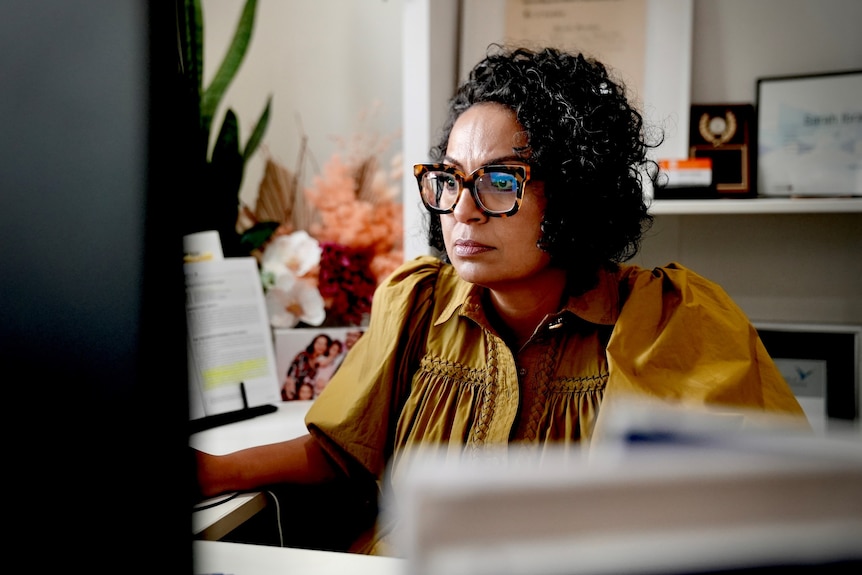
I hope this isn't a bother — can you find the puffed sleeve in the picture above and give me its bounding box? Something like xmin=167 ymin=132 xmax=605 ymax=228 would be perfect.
xmin=304 ymin=255 xmax=441 ymax=478
xmin=601 ymin=263 xmax=807 ymax=422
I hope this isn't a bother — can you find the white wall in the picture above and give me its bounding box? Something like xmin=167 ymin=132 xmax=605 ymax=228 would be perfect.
xmin=690 ymin=0 xmax=862 ymax=103
xmin=201 ymin=0 xmax=404 ymax=210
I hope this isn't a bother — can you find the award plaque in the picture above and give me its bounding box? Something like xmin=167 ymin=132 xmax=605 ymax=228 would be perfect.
xmin=689 ymin=104 xmax=755 ymax=197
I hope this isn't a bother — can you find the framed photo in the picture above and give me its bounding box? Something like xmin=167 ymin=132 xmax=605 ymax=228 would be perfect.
xmin=756 ymin=70 xmax=862 ymax=198
xmin=273 ymin=327 xmax=366 ymax=402
xmin=755 ymin=322 xmax=860 ymax=433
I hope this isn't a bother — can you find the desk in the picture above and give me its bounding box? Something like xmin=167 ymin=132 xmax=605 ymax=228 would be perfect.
xmin=191 ymin=401 xmax=312 ymax=540
xmin=193 ymin=540 xmax=406 ymax=575
xmin=190 ymin=400 xmax=313 ymax=455
xmin=192 ymin=492 xmax=268 ymax=541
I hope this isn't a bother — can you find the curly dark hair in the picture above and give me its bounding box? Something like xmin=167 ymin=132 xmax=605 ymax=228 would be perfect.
xmin=426 ymin=45 xmax=660 ymax=295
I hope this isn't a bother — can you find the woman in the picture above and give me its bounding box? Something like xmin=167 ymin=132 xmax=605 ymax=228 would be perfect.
xmin=281 ymin=333 xmax=331 ymax=401
xmin=312 ymin=339 xmax=345 ymax=397
xmin=195 ymin=45 xmax=806 ymax=555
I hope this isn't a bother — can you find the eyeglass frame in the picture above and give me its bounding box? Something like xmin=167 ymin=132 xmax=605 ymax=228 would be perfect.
xmin=413 ymin=163 xmax=531 ymax=218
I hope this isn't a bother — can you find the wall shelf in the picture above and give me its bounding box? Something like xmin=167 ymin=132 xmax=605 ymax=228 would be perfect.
xmin=647 ymin=197 xmax=862 ymax=215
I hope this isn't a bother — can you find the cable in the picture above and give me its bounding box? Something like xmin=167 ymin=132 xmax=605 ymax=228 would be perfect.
xmin=193 ymin=491 xmax=241 ymax=511
xmin=194 ymin=489 xmax=284 ymax=547
xmin=266 ymin=490 xmax=284 ymax=547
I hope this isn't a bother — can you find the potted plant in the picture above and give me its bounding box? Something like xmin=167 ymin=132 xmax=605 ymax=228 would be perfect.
xmin=176 ymin=0 xmax=271 ymax=256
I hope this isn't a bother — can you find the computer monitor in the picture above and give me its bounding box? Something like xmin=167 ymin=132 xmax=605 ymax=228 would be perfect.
xmin=1 ymin=1 xmax=189 ymax=570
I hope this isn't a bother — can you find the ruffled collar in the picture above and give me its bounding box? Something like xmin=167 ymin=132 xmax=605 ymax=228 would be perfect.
xmin=433 ymin=264 xmax=630 ymax=329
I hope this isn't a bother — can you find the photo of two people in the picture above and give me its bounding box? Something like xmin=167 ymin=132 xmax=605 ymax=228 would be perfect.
xmin=274 ymin=328 xmax=365 ymax=402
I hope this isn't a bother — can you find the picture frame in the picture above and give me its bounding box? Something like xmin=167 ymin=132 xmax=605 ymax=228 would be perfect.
xmin=458 ymin=0 xmax=694 ymax=162
xmin=755 ymin=322 xmax=860 ymax=433
xmin=273 ymin=327 xmax=367 ymax=402
xmin=689 ymin=103 xmax=756 ymax=197
xmin=756 ymin=70 xmax=862 ymax=198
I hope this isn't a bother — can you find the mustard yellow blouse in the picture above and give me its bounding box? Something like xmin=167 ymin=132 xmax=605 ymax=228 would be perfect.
xmin=305 ymin=255 xmax=806 ymax=552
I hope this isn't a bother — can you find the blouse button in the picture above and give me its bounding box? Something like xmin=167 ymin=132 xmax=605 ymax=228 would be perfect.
xmin=518 ymin=368 xmax=527 ymax=377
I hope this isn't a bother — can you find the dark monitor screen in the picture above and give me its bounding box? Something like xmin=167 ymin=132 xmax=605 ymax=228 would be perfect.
xmin=1 ymin=1 xmax=190 ymax=570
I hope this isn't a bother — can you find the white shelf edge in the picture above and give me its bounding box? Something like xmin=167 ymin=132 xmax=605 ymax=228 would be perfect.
xmin=647 ymin=197 xmax=862 ymax=215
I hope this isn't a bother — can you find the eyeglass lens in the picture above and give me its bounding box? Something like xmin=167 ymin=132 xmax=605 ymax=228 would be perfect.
xmin=420 ymin=170 xmax=519 ymax=213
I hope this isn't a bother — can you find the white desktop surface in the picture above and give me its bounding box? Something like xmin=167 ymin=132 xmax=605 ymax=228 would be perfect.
xmin=193 ymin=540 xmax=406 ymax=575
xmin=190 ymin=400 xmax=312 ymax=455
xmin=191 ymin=401 xmax=313 ymax=538
xmin=192 ymin=491 xmax=268 ymax=540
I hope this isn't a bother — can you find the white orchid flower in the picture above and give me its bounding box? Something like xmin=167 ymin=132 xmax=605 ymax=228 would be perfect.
xmin=260 ymin=231 xmax=322 ymax=289
xmin=265 ymin=275 xmax=326 ymax=328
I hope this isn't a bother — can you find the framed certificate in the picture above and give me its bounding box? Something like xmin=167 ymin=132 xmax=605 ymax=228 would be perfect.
xmin=459 ymin=0 xmax=694 ymax=161
xmin=756 ymin=70 xmax=862 ymax=197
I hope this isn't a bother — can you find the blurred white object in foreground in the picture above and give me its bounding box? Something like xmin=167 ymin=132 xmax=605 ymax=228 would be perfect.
xmin=385 ymin=400 xmax=862 ymax=575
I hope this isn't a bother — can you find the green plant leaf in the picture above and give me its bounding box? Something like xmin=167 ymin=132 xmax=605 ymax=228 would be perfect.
xmin=211 ymin=109 xmax=243 ymax=193
xmin=178 ymin=0 xmax=206 ymax=162
xmin=239 ymin=221 xmax=280 ymax=252
xmin=200 ymin=0 xmax=257 ymax=140
xmin=184 ymin=0 xmax=203 ymax=98
xmin=242 ymin=94 xmax=272 ymax=163
xmin=209 ymin=110 xmax=245 ymax=256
